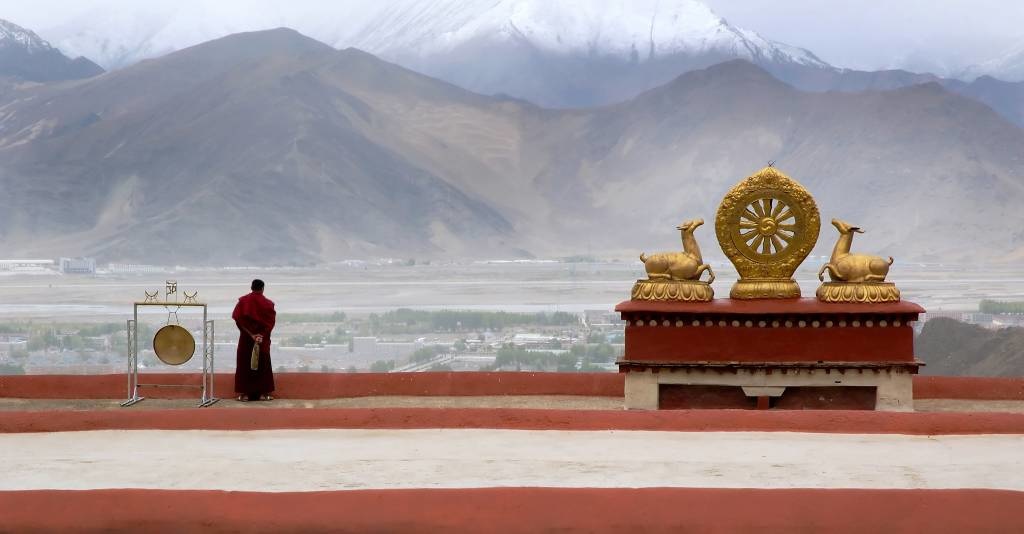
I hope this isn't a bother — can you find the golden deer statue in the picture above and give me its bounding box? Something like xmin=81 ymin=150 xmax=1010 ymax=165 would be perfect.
xmin=818 ymin=219 xmax=893 ymax=283
xmin=640 ymin=219 xmax=715 ymax=284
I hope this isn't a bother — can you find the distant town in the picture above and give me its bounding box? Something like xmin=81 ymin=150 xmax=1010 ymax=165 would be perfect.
xmin=0 ymin=303 xmax=626 ymax=376
xmin=2 ymin=257 xmax=1024 ymax=376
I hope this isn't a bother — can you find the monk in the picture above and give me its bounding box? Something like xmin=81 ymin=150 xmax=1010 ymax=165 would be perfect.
xmin=233 ymin=279 xmax=276 ymax=401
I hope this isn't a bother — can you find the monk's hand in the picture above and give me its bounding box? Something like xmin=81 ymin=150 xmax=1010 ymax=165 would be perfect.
xmin=254 ymin=334 xmax=263 ymax=344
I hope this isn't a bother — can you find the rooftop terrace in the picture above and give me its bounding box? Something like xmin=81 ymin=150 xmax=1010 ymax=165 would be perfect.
xmin=1 ymin=372 xmax=1023 ymax=532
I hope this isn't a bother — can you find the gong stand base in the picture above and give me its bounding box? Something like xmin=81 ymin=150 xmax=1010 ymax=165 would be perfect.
xmin=122 ymin=383 xmax=220 ymax=407
xmin=119 ymin=396 xmax=145 ymax=407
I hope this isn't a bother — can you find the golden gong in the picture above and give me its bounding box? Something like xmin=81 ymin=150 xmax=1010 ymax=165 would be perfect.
xmin=715 ymin=167 xmax=820 ymax=299
xmin=153 ymin=324 xmax=196 ymax=365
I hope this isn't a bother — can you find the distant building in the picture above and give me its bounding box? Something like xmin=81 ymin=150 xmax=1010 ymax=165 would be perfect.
xmin=583 ymin=309 xmax=621 ymax=327
xmin=351 ymin=337 xmax=378 ymax=354
xmin=59 ymin=257 xmax=96 ymax=274
xmin=0 ymin=259 xmax=55 ymax=272
xmin=923 ymin=311 xmax=966 ymax=323
xmin=963 ymin=313 xmax=995 ymax=325
xmin=349 ymin=336 xmax=419 ymax=360
xmin=510 ymin=333 xmax=561 ymax=349
xmin=376 ymin=341 xmax=419 ymax=360
xmin=991 ymin=316 xmax=1024 ymax=328
xmin=0 ymin=335 xmax=28 ymax=355
xmin=106 ymin=263 xmax=166 ymax=274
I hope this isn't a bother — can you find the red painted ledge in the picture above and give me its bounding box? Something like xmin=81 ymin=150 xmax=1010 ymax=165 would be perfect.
xmin=1 ymin=488 xmax=1021 ymax=533
xmin=0 ymin=372 xmax=625 ymax=400
xmin=3 ymin=373 xmax=1023 ymax=401
xmin=3 ymin=407 xmax=1024 ymax=435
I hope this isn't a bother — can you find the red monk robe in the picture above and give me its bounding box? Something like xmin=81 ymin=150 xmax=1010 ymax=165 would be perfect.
xmin=232 ymin=288 xmax=276 ymax=400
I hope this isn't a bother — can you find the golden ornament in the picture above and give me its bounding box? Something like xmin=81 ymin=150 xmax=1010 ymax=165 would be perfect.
xmin=632 ymin=218 xmax=715 ymax=302
xmin=715 ymin=167 xmax=820 ymax=299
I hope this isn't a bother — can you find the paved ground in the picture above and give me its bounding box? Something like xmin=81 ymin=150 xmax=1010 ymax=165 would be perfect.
xmin=1 ymin=428 xmax=1022 ymax=492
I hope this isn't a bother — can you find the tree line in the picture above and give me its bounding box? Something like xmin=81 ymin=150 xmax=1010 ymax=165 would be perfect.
xmin=979 ymin=300 xmax=1024 ymax=314
xmin=366 ymin=309 xmax=578 ymax=334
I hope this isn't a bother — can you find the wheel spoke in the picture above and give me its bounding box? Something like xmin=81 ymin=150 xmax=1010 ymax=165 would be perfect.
xmin=771 ymin=200 xmax=786 ymax=218
xmin=735 ymin=198 xmax=800 ymax=257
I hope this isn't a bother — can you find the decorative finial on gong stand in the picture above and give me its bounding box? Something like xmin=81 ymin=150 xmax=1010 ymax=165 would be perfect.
xmin=165 ymin=280 xmax=178 ymax=303
xmin=144 ymin=290 xmax=159 ymax=303
xmin=183 ymin=290 xmax=199 ymax=304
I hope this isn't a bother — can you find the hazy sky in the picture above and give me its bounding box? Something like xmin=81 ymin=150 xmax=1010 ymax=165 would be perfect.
xmin=1 ymin=0 xmax=1021 ymax=74
xmin=704 ymin=0 xmax=1024 ymax=73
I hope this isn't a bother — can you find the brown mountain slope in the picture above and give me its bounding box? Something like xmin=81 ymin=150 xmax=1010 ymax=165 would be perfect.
xmin=945 ymin=76 xmax=1024 ymax=130
xmin=1 ymin=31 xmax=1023 ymax=264
xmin=917 ymin=318 xmax=1024 ymax=376
xmin=533 ymin=61 xmax=1024 ymax=262
xmin=0 ymin=30 xmax=518 ymax=264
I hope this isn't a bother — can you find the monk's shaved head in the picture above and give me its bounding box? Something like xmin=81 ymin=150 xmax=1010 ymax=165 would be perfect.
xmin=251 ymin=279 xmax=265 ymax=292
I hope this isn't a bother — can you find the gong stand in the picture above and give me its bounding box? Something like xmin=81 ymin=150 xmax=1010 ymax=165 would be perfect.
xmin=122 ymin=299 xmax=218 ymax=408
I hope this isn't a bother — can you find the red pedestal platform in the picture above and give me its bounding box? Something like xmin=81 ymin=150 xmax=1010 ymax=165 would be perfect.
xmin=615 ymin=298 xmax=925 ymax=411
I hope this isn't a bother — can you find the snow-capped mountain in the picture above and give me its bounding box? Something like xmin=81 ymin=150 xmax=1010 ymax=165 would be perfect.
xmin=344 ymin=0 xmax=832 ymax=106
xmin=42 ymin=0 xmax=827 ymax=71
xmin=39 ymin=0 xmax=377 ymax=71
xmin=0 ymin=18 xmax=104 ymax=82
xmin=961 ymin=41 xmax=1024 ymax=82
xmin=0 ymin=18 xmax=50 ymax=52
xmin=346 ymin=0 xmax=827 ymax=67
xmin=34 ymin=0 xmax=831 ymax=106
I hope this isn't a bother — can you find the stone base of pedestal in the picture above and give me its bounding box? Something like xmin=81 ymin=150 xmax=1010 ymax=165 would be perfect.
xmin=620 ymin=363 xmax=916 ymax=411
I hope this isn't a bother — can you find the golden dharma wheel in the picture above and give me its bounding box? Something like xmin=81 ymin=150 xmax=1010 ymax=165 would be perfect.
xmin=153 ymin=324 xmax=196 ymax=365
xmin=716 ymin=167 xmax=820 ymax=299
xmin=730 ymin=190 xmax=810 ymax=262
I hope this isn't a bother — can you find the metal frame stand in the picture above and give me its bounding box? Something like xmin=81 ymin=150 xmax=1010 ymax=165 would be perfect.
xmin=121 ymin=302 xmax=219 ymax=407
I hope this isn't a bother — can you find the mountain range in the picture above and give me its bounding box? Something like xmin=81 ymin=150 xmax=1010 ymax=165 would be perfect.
xmin=14 ymin=1 xmax=1024 ymax=130
xmin=341 ymin=0 xmax=831 ymax=108
xmin=961 ymin=42 xmax=1024 ymax=83
xmin=1 ymin=28 xmax=1023 ymax=265
xmin=0 ymin=18 xmax=103 ymax=82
